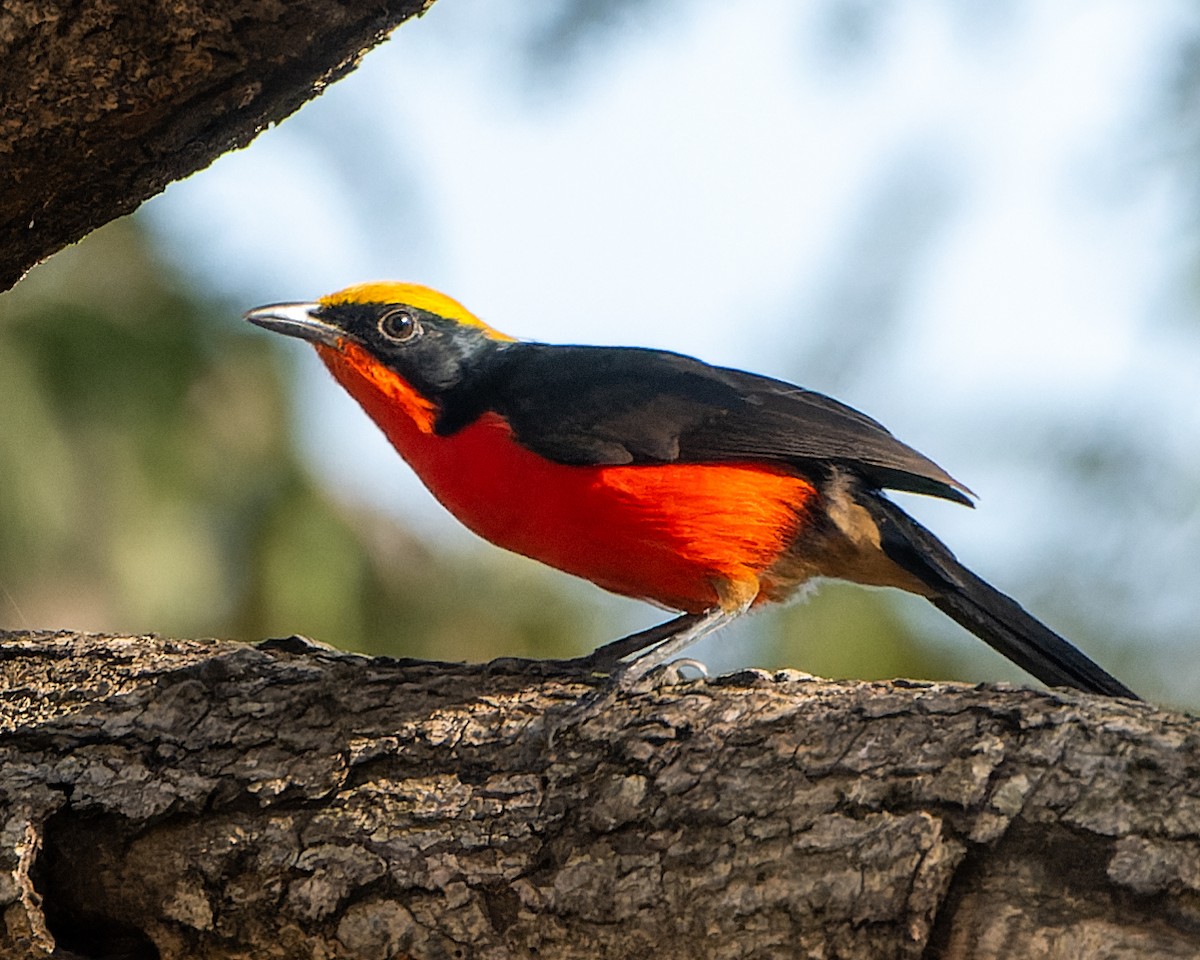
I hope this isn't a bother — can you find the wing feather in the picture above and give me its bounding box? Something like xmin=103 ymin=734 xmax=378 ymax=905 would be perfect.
xmin=470 ymin=343 xmax=973 ymax=505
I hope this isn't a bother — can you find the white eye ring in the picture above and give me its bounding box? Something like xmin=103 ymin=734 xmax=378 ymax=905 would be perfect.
xmin=378 ymin=308 xmax=419 ymax=343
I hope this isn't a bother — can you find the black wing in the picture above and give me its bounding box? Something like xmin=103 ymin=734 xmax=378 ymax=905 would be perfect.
xmin=455 ymin=343 xmax=972 ymax=505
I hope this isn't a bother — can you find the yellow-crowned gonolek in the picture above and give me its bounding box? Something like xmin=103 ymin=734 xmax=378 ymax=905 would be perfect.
xmin=246 ymin=282 xmax=1136 ymax=698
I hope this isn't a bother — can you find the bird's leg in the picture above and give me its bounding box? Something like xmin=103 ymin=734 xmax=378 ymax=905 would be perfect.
xmin=540 ymin=594 xmax=754 ymax=741
xmin=612 ymin=601 xmax=749 ymax=690
xmin=486 ymin=613 xmax=704 ymax=678
xmin=609 ymin=578 xmax=757 ymax=689
xmin=548 ymin=608 xmax=731 ymax=733
xmin=576 ymin=612 xmax=706 ymax=670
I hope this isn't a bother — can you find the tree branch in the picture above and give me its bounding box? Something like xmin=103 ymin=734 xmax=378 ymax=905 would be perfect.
xmin=0 ymin=0 xmax=432 ymax=293
xmin=0 ymin=630 xmax=1195 ymax=959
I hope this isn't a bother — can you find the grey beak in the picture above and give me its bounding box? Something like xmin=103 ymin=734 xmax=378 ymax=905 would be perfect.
xmin=244 ymin=302 xmax=341 ymax=348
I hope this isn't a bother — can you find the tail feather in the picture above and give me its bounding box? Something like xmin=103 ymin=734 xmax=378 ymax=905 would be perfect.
xmin=863 ymin=493 xmax=1138 ymax=699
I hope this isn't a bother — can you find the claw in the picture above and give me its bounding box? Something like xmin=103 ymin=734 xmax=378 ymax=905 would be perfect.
xmin=662 ymin=657 xmax=709 ymax=683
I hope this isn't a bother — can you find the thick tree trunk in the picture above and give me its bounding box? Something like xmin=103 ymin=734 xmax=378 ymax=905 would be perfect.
xmin=0 ymin=0 xmax=432 ymax=293
xmin=0 ymin=631 xmax=1196 ymax=959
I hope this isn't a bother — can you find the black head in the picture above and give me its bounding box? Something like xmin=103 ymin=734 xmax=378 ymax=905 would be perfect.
xmin=244 ymin=281 xmax=514 ymax=398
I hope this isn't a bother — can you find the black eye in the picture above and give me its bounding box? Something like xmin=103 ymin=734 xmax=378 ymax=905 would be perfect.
xmin=378 ymin=308 xmax=419 ymax=343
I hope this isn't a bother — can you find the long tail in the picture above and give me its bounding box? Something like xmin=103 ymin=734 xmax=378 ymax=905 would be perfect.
xmin=862 ymin=493 xmax=1138 ymax=699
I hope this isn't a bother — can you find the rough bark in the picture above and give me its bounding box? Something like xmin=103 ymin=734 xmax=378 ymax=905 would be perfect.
xmin=0 ymin=0 xmax=433 ymax=294
xmin=0 ymin=630 xmax=1196 ymax=960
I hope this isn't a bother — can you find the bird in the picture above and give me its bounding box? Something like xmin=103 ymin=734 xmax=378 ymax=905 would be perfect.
xmin=245 ymin=281 xmax=1136 ymax=699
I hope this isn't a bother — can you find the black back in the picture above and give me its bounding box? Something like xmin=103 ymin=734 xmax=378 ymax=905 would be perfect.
xmin=438 ymin=343 xmax=973 ymax=505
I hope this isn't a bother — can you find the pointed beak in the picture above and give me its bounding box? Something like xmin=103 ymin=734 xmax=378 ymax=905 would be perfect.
xmin=243 ymin=302 xmax=342 ymax=348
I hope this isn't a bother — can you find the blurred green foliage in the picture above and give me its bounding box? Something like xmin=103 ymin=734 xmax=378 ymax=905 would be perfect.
xmin=0 ymin=220 xmax=603 ymax=661
xmin=760 ymin=583 xmax=972 ymax=685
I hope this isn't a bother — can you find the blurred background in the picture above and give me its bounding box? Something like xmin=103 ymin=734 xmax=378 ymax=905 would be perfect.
xmin=1 ymin=0 xmax=1197 ymax=705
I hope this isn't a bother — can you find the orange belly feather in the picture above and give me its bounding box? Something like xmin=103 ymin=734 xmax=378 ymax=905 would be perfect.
xmin=318 ymin=342 xmax=819 ymax=612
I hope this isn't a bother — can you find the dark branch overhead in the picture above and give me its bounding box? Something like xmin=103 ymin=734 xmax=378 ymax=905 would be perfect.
xmin=0 ymin=0 xmax=433 ymax=293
